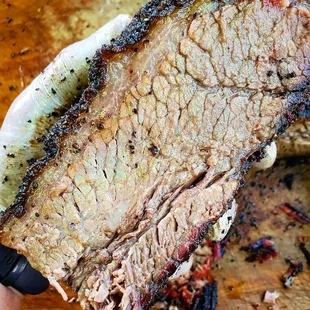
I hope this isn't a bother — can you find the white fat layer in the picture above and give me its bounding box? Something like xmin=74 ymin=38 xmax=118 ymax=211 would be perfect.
xmin=252 ymin=142 xmax=277 ymax=170
xmin=207 ymin=200 xmax=238 ymax=242
xmin=169 ymin=256 xmax=194 ymax=281
xmin=1 ymin=14 xmax=131 ymax=145
xmin=0 ymin=14 xmax=131 ymax=211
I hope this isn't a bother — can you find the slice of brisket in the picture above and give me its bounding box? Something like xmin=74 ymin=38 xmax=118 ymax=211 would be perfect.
xmin=1 ymin=0 xmax=310 ymax=309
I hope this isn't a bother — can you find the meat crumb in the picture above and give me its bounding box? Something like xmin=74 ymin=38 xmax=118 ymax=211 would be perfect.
xmin=19 ymin=47 xmax=30 ymax=55
xmin=279 ymin=203 xmax=310 ymax=224
xmin=263 ymin=290 xmax=280 ymax=304
xmin=240 ymin=237 xmax=277 ymax=263
xmin=48 ymin=276 xmax=68 ymax=301
xmin=281 ymin=260 xmax=303 ymax=288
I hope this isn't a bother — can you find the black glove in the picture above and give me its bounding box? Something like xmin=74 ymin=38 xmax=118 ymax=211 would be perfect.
xmin=0 ymin=244 xmax=49 ymax=295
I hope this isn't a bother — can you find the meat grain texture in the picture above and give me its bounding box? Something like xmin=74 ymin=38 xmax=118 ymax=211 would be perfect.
xmin=1 ymin=0 xmax=310 ymax=309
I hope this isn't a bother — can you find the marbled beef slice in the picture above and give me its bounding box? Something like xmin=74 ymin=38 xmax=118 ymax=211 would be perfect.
xmin=1 ymin=0 xmax=309 ymax=309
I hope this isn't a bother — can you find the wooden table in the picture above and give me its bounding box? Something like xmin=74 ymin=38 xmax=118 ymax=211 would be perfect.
xmin=216 ymin=160 xmax=310 ymax=310
xmin=0 ymin=1 xmax=309 ymax=309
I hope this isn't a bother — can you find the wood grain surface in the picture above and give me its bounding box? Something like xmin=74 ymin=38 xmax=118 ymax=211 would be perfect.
xmin=216 ymin=159 xmax=310 ymax=310
xmin=0 ymin=1 xmax=309 ymax=309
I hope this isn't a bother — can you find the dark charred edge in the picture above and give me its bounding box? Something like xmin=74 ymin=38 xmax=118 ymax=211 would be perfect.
xmin=299 ymin=103 xmax=310 ymax=118
xmin=193 ymin=282 xmax=218 ymax=310
xmin=140 ymin=222 xmax=212 ymax=309
xmin=89 ymin=0 xmax=195 ymax=90
xmin=279 ymin=90 xmax=310 ymax=135
xmin=0 ymin=0 xmax=194 ymax=227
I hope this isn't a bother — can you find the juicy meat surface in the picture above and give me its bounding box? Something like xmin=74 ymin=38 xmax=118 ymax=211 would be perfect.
xmin=1 ymin=0 xmax=310 ymax=309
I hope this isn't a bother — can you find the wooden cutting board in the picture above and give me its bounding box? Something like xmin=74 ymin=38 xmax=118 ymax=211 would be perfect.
xmin=0 ymin=1 xmax=309 ymax=309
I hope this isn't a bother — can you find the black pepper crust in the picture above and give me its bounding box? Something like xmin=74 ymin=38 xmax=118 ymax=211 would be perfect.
xmin=299 ymin=104 xmax=310 ymax=118
xmin=0 ymin=0 xmax=194 ymax=226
